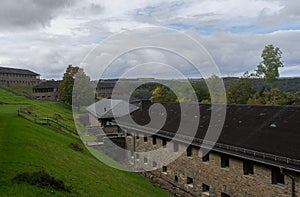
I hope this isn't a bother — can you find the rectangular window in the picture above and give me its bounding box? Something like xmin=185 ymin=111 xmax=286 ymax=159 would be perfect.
xmin=221 ymin=193 xmax=230 ymax=197
xmin=162 ymin=166 xmax=167 ymax=173
xmin=187 ymin=146 xmax=192 ymax=157
xmin=152 ymin=135 xmax=157 ymax=145
xmin=175 ymin=175 xmax=179 ymax=182
xmin=174 ymin=142 xmax=179 ymax=152
xmin=221 ymin=154 xmax=229 ymax=168
xmin=144 ymin=157 xmax=148 ymax=164
xmin=153 ymin=161 xmax=157 ymax=168
xmin=187 ymin=177 xmax=193 ymax=185
xmin=202 ymin=152 xmax=209 ymax=162
xmin=136 ymin=134 xmax=139 ymax=139
xmin=144 ymin=136 xmax=148 ymax=142
xmin=162 ymin=138 xmax=167 ymax=148
xmin=243 ymin=160 xmax=254 ymax=175
xmin=202 ymin=184 xmax=210 ymax=193
xmin=272 ymin=167 xmax=284 ymax=184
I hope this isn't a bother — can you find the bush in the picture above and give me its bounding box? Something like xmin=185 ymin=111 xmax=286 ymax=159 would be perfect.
xmin=69 ymin=142 xmax=84 ymax=153
xmin=13 ymin=170 xmax=72 ymax=193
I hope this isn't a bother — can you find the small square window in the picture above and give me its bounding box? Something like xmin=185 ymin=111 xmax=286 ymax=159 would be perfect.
xmin=243 ymin=160 xmax=254 ymax=175
xmin=162 ymin=138 xmax=167 ymax=148
xmin=162 ymin=166 xmax=167 ymax=173
xmin=153 ymin=161 xmax=157 ymax=168
xmin=272 ymin=167 xmax=284 ymax=184
xmin=144 ymin=157 xmax=148 ymax=164
xmin=202 ymin=184 xmax=210 ymax=193
xmin=202 ymin=152 xmax=209 ymax=162
xmin=175 ymin=175 xmax=179 ymax=182
xmin=221 ymin=154 xmax=229 ymax=168
xmin=152 ymin=135 xmax=157 ymax=145
xmin=187 ymin=146 xmax=192 ymax=157
xmin=136 ymin=134 xmax=139 ymax=139
xmin=187 ymin=177 xmax=193 ymax=185
xmin=144 ymin=136 xmax=148 ymax=142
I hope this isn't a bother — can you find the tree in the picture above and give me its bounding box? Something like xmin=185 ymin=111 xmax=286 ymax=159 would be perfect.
xmin=150 ymin=86 xmax=177 ymax=102
xmin=72 ymin=68 xmax=95 ymax=110
xmin=227 ymin=72 xmax=255 ymax=104
xmin=59 ymin=65 xmax=79 ymax=105
xmin=206 ymin=75 xmax=226 ymax=104
xmin=256 ymin=45 xmax=284 ymax=88
xmin=248 ymin=88 xmax=297 ymax=105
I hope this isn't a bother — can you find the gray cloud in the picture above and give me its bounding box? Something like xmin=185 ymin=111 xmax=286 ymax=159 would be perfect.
xmin=0 ymin=0 xmax=75 ymax=31
xmin=0 ymin=0 xmax=299 ymax=80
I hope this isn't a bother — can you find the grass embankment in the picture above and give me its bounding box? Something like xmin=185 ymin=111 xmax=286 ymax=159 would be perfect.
xmin=0 ymin=89 xmax=168 ymax=196
xmin=0 ymin=85 xmax=33 ymax=96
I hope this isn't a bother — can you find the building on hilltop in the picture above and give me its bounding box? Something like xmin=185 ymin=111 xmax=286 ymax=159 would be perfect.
xmin=0 ymin=66 xmax=40 ymax=86
xmin=96 ymin=80 xmax=117 ymax=98
xmin=86 ymin=100 xmax=300 ymax=197
xmin=31 ymin=80 xmax=61 ymax=101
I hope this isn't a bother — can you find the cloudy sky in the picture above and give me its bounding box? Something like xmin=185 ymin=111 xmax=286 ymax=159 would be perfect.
xmin=0 ymin=0 xmax=299 ymax=79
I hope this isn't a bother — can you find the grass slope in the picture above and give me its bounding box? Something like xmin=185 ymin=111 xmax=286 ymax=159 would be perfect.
xmin=0 ymin=90 xmax=168 ymax=196
xmin=0 ymin=85 xmax=33 ymax=96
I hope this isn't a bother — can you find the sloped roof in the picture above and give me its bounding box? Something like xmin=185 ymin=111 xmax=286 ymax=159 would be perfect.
xmin=96 ymin=81 xmax=116 ymax=89
xmin=33 ymin=81 xmax=61 ymax=89
xmin=118 ymin=102 xmax=300 ymax=170
xmin=86 ymin=99 xmax=139 ymax=119
xmin=0 ymin=66 xmax=40 ymax=76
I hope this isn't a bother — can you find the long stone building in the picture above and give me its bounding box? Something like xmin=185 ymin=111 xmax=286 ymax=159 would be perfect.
xmin=31 ymin=80 xmax=61 ymax=101
xmin=86 ymin=100 xmax=300 ymax=197
xmin=0 ymin=66 xmax=40 ymax=86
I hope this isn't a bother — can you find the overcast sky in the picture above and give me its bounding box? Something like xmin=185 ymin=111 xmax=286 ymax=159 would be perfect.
xmin=0 ymin=0 xmax=299 ymax=79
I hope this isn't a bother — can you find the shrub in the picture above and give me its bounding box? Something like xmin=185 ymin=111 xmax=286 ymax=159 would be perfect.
xmin=13 ymin=170 xmax=72 ymax=193
xmin=69 ymin=142 xmax=84 ymax=153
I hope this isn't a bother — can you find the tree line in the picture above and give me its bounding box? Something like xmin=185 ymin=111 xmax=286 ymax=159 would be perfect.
xmin=58 ymin=44 xmax=300 ymax=106
xmin=150 ymin=44 xmax=300 ymax=105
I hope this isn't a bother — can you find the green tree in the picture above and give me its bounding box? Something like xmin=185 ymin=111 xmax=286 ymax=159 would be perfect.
xmin=72 ymin=68 xmax=95 ymax=110
xmin=227 ymin=72 xmax=255 ymax=104
xmin=256 ymin=44 xmax=284 ymax=88
xmin=150 ymin=86 xmax=177 ymax=102
xmin=192 ymin=83 xmax=210 ymax=102
xmin=248 ymin=88 xmax=297 ymax=105
xmin=59 ymin=65 xmax=79 ymax=105
xmin=206 ymin=75 xmax=226 ymax=104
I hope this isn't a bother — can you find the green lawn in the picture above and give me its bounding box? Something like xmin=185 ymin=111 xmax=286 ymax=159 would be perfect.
xmin=0 ymin=90 xmax=169 ymax=196
xmin=0 ymin=85 xmax=33 ymax=96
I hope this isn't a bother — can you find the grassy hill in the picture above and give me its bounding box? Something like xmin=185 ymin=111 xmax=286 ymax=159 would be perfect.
xmin=0 ymin=89 xmax=168 ymax=196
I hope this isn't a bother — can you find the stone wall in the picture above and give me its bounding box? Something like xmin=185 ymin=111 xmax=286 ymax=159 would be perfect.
xmin=30 ymin=92 xmax=59 ymax=101
xmin=125 ymin=133 xmax=300 ymax=197
xmin=89 ymin=114 xmax=101 ymax=127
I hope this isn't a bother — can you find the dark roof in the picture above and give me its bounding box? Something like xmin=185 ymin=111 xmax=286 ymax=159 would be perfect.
xmin=33 ymin=81 xmax=61 ymax=89
xmin=0 ymin=66 xmax=40 ymax=76
xmin=117 ymin=102 xmax=300 ymax=170
xmin=97 ymin=81 xmax=116 ymax=89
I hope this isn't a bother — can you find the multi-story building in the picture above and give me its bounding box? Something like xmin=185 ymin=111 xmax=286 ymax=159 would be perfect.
xmin=31 ymin=80 xmax=61 ymax=101
xmin=96 ymin=80 xmax=117 ymax=98
xmin=87 ymin=101 xmax=300 ymax=197
xmin=0 ymin=66 xmax=40 ymax=86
